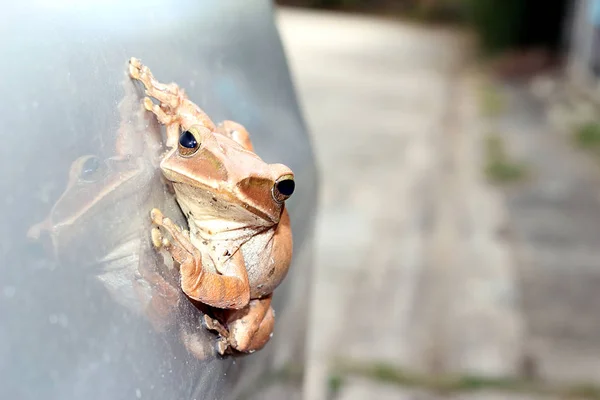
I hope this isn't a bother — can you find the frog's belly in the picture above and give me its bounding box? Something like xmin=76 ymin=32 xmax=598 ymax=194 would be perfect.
xmin=242 ymin=231 xmax=288 ymax=299
xmin=191 ymin=228 xmax=287 ymax=300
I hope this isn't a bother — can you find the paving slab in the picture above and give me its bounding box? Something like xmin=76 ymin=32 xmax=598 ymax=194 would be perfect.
xmin=337 ymin=378 xmax=559 ymax=400
xmin=493 ymin=82 xmax=600 ymax=384
xmin=277 ymin=7 xmax=526 ymax=399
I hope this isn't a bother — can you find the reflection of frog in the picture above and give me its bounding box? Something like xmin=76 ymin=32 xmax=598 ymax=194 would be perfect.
xmin=27 ymin=71 xmax=213 ymax=358
xmin=129 ymin=58 xmax=295 ymax=355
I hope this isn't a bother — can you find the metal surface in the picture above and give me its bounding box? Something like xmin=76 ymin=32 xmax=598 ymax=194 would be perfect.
xmin=0 ymin=1 xmax=318 ymax=399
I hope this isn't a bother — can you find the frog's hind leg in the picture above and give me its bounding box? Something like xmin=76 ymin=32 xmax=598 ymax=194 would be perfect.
xmin=216 ymin=120 xmax=254 ymax=152
xmin=225 ymin=295 xmax=275 ymax=353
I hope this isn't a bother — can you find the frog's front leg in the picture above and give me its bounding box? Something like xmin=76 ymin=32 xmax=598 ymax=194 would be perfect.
xmin=129 ymin=57 xmax=182 ymax=110
xmin=141 ymin=98 xmax=181 ymax=149
xmin=150 ymin=208 xmax=251 ymax=310
xmin=225 ymin=295 xmax=275 ymax=353
xmin=128 ymin=57 xmax=216 ymax=146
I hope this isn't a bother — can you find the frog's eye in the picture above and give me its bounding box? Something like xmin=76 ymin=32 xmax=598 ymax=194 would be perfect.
xmin=78 ymin=156 xmax=106 ymax=183
xmin=178 ymin=129 xmax=201 ymax=157
xmin=272 ymin=175 xmax=295 ymax=203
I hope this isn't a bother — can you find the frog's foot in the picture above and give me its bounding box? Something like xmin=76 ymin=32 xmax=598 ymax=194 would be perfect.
xmin=128 ymin=57 xmax=143 ymax=79
xmin=129 ymin=58 xmax=184 ymax=149
xmin=142 ymin=98 xmax=182 ymax=149
xmin=151 ymin=227 xmax=170 ymax=249
xmin=128 ymin=57 xmax=182 ymax=110
xmin=150 ymin=209 xmax=192 ymax=250
xmin=216 ymin=121 xmax=254 ymax=152
xmin=152 ymin=224 xmax=191 ymax=253
xmin=202 ymin=314 xmax=229 ymax=337
xmin=226 ymin=296 xmax=275 ymax=354
xmin=149 ymin=208 xmax=195 ymax=266
xmin=142 ymin=97 xmax=178 ymax=127
xmin=201 ymin=314 xmax=233 ymax=355
xmin=128 ymin=57 xmax=216 ymax=146
xmin=216 ymin=337 xmax=229 ymax=356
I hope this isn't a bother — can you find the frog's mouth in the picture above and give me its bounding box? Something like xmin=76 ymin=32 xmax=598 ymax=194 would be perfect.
xmin=171 ymin=181 xmax=278 ymax=228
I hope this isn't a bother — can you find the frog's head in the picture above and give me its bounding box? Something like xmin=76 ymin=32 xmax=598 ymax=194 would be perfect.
xmin=159 ymin=125 xmax=295 ymax=229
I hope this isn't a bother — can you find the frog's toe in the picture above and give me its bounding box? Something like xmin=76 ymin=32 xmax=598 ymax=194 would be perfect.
xmin=129 ymin=57 xmax=141 ymax=68
xmin=143 ymin=97 xmax=154 ymax=111
xmin=128 ymin=57 xmax=142 ymax=79
xmin=150 ymin=208 xmax=164 ymax=225
xmin=201 ymin=314 xmax=212 ymax=330
xmin=159 ymin=216 xmax=177 ymax=233
xmin=216 ymin=337 xmax=229 ymax=356
xmin=151 ymin=227 xmax=162 ymax=248
xmin=202 ymin=314 xmax=228 ymax=336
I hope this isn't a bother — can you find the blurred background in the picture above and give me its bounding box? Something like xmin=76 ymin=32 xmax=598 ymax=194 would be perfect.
xmin=273 ymin=1 xmax=600 ymax=399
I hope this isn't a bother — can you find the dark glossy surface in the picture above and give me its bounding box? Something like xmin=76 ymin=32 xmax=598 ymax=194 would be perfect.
xmin=0 ymin=1 xmax=318 ymax=399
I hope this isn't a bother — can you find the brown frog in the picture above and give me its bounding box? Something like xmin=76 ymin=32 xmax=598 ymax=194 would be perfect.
xmin=129 ymin=57 xmax=295 ymax=355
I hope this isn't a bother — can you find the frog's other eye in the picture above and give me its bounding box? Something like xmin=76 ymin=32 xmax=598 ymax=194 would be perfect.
xmin=178 ymin=130 xmax=201 ymax=157
xmin=78 ymin=156 xmax=105 ymax=183
xmin=272 ymin=175 xmax=295 ymax=203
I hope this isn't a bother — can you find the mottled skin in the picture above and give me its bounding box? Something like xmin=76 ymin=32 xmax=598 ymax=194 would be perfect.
xmin=129 ymin=57 xmax=295 ymax=354
xmin=27 ymin=72 xmax=214 ymax=359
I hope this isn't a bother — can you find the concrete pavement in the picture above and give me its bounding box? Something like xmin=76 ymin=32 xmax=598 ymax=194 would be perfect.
xmin=276 ymin=8 xmax=526 ymax=400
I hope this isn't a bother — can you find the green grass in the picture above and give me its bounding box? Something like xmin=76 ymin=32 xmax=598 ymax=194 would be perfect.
xmin=333 ymin=361 xmax=528 ymax=394
xmin=332 ymin=359 xmax=600 ymax=399
xmin=484 ymin=133 xmax=528 ymax=183
xmin=574 ymin=122 xmax=600 ymax=159
xmin=479 ymin=80 xmax=506 ymax=117
xmin=327 ymin=373 xmax=345 ymax=397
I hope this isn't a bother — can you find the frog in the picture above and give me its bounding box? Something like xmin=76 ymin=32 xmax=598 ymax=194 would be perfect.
xmin=27 ymin=71 xmax=214 ymax=359
xmin=128 ymin=57 xmax=295 ymax=355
